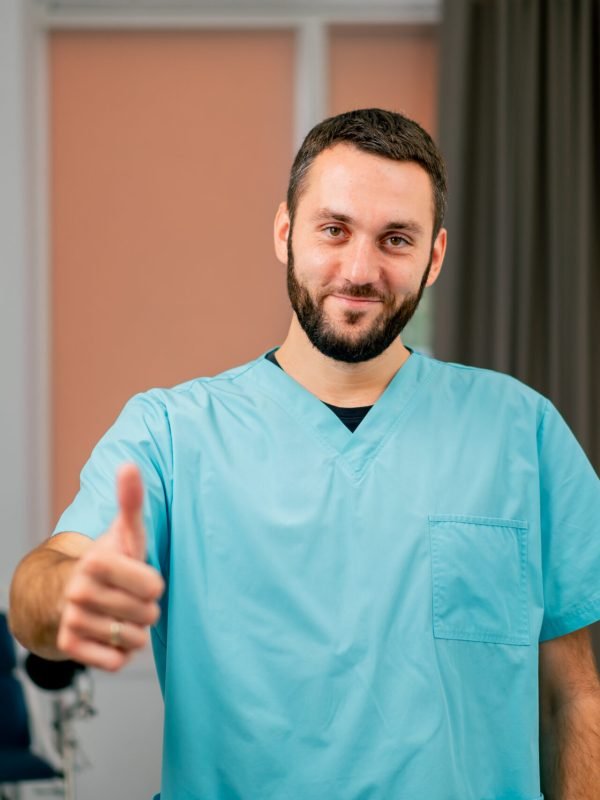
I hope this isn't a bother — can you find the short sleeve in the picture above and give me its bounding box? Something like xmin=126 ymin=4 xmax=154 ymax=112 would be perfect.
xmin=538 ymin=399 xmax=600 ymax=641
xmin=52 ymin=391 xmax=172 ymax=577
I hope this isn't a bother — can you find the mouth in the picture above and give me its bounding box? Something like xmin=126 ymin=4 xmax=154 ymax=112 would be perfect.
xmin=329 ymin=294 xmax=383 ymax=308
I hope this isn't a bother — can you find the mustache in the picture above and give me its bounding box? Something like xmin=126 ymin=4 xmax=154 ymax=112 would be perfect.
xmin=322 ymin=283 xmax=392 ymax=303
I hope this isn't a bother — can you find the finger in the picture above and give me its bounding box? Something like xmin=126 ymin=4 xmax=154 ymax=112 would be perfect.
xmin=115 ymin=463 xmax=146 ymax=561
xmin=61 ymin=605 xmax=149 ymax=652
xmin=57 ymin=627 xmax=133 ymax=672
xmin=80 ymin=548 xmax=164 ymax=600
xmin=65 ymin=578 xmax=161 ymax=627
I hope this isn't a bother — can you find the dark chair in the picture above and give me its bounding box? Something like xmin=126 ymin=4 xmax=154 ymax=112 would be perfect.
xmin=0 ymin=612 xmax=63 ymax=798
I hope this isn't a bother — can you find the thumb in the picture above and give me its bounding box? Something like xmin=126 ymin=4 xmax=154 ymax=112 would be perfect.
xmin=115 ymin=463 xmax=146 ymax=561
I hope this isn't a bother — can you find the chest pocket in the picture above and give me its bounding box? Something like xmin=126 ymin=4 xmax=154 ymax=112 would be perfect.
xmin=428 ymin=514 xmax=530 ymax=646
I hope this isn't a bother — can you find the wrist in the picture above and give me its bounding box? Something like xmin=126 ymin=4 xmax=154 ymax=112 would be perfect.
xmin=9 ymin=547 xmax=78 ymax=660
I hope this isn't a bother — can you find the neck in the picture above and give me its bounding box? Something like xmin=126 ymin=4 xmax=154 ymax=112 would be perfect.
xmin=275 ymin=316 xmax=411 ymax=407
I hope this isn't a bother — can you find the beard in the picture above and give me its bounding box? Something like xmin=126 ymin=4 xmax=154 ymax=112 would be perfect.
xmin=286 ymin=237 xmax=431 ymax=363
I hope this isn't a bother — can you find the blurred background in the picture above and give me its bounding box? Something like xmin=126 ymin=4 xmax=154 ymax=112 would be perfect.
xmin=1 ymin=0 xmax=598 ymax=797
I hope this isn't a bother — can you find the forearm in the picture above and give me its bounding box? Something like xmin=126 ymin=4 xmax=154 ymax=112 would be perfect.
xmin=9 ymin=547 xmax=77 ymax=660
xmin=540 ymin=693 xmax=600 ymax=799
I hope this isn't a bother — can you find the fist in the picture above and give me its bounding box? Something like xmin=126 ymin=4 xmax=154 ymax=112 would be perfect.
xmin=57 ymin=464 xmax=165 ymax=671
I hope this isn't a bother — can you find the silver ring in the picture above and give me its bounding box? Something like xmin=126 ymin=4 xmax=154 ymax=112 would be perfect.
xmin=109 ymin=620 xmax=123 ymax=648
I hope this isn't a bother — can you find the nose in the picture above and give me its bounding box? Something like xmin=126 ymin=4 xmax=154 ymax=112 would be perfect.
xmin=339 ymin=235 xmax=380 ymax=286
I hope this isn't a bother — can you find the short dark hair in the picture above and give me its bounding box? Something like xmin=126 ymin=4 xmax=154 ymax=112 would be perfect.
xmin=287 ymin=108 xmax=447 ymax=240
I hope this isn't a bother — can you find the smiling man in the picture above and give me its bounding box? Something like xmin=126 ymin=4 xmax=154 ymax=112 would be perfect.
xmin=9 ymin=109 xmax=600 ymax=800
xmin=280 ymin=147 xmax=443 ymax=368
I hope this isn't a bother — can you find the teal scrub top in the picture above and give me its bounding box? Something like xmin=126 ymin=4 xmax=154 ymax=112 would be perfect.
xmin=53 ymin=349 xmax=600 ymax=800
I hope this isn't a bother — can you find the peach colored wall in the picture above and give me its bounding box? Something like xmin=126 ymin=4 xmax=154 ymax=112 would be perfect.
xmin=50 ymin=27 xmax=438 ymax=524
xmin=329 ymin=25 xmax=439 ymax=135
xmin=50 ymin=31 xmax=294 ymax=520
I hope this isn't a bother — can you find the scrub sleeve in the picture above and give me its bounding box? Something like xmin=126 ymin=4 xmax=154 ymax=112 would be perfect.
xmin=537 ymin=399 xmax=600 ymax=640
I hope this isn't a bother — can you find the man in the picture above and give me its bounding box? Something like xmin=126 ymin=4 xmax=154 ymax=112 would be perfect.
xmin=9 ymin=109 xmax=600 ymax=799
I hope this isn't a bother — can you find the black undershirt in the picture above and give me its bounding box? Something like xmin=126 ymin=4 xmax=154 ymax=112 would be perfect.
xmin=264 ymin=349 xmax=372 ymax=433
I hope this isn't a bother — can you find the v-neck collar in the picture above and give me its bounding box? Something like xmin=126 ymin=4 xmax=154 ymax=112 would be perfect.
xmin=249 ymin=346 xmax=439 ymax=481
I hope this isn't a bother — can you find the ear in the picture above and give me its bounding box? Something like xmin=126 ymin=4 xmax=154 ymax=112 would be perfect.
xmin=273 ymin=202 xmax=290 ymax=266
xmin=424 ymin=227 xmax=447 ymax=288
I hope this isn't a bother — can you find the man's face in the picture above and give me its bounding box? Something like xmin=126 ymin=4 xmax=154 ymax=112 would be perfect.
xmin=275 ymin=143 xmax=446 ymax=363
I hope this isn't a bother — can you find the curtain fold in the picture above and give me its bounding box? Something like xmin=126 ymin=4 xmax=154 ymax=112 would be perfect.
xmin=435 ymin=0 xmax=599 ymax=470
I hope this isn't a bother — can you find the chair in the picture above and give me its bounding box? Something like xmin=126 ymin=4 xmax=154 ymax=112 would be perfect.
xmin=0 ymin=613 xmax=63 ymax=798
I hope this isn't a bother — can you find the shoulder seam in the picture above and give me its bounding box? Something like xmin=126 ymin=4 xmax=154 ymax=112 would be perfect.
xmin=536 ymin=397 xmax=552 ymax=437
xmin=202 ymin=358 xmax=262 ymax=385
xmin=142 ymin=358 xmax=263 ymax=398
xmin=429 ymin=358 xmax=551 ymax=403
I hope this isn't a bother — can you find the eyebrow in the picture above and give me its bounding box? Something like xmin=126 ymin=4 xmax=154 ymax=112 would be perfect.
xmin=311 ymin=208 xmax=425 ymax=236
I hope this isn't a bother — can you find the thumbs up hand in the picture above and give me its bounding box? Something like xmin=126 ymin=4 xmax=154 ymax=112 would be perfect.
xmin=56 ymin=464 xmax=165 ymax=672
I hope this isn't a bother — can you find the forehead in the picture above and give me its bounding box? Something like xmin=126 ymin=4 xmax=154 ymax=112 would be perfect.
xmin=297 ymin=143 xmax=435 ymax=233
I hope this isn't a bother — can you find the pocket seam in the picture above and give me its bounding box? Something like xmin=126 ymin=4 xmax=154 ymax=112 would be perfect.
xmin=429 ymin=514 xmax=530 ymax=646
xmin=429 ymin=513 xmax=528 ymax=528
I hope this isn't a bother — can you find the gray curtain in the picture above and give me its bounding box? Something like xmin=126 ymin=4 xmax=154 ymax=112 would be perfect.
xmin=434 ymin=0 xmax=600 ymax=472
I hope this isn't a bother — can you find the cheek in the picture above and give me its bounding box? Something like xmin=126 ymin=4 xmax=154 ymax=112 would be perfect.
xmin=294 ymin=245 xmax=339 ymax=286
xmin=385 ymin=262 xmax=427 ymax=296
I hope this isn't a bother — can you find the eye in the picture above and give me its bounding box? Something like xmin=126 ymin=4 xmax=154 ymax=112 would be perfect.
xmin=384 ymin=234 xmax=409 ymax=248
xmin=325 ymin=225 xmax=344 ymax=237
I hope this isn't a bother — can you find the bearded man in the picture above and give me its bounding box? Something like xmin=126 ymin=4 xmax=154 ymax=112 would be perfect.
xmin=10 ymin=108 xmax=600 ymax=800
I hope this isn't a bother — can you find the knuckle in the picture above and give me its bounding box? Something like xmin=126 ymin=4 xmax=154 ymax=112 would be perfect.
xmin=63 ymin=604 xmax=85 ymax=630
xmin=60 ymin=604 xmax=75 ymax=628
xmin=61 ymin=609 xmax=88 ymax=642
xmin=104 ymin=651 xmax=129 ymax=673
xmin=63 ymin=576 xmax=81 ymax=601
xmin=56 ymin=627 xmax=75 ymax=655
xmin=56 ymin=627 xmax=67 ymax=650
xmin=79 ymin=548 xmax=100 ymax=570
xmin=145 ymin=603 xmax=161 ymax=626
xmin=65 ymin=577 xmax=93 ymax=605
xmin=151 ymin=573 xmax=165 ymax=597
xmin=82 ymin=550 xmax=110 ymax=577
xmin=140 ymin=571 xmax=163 ymax=601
